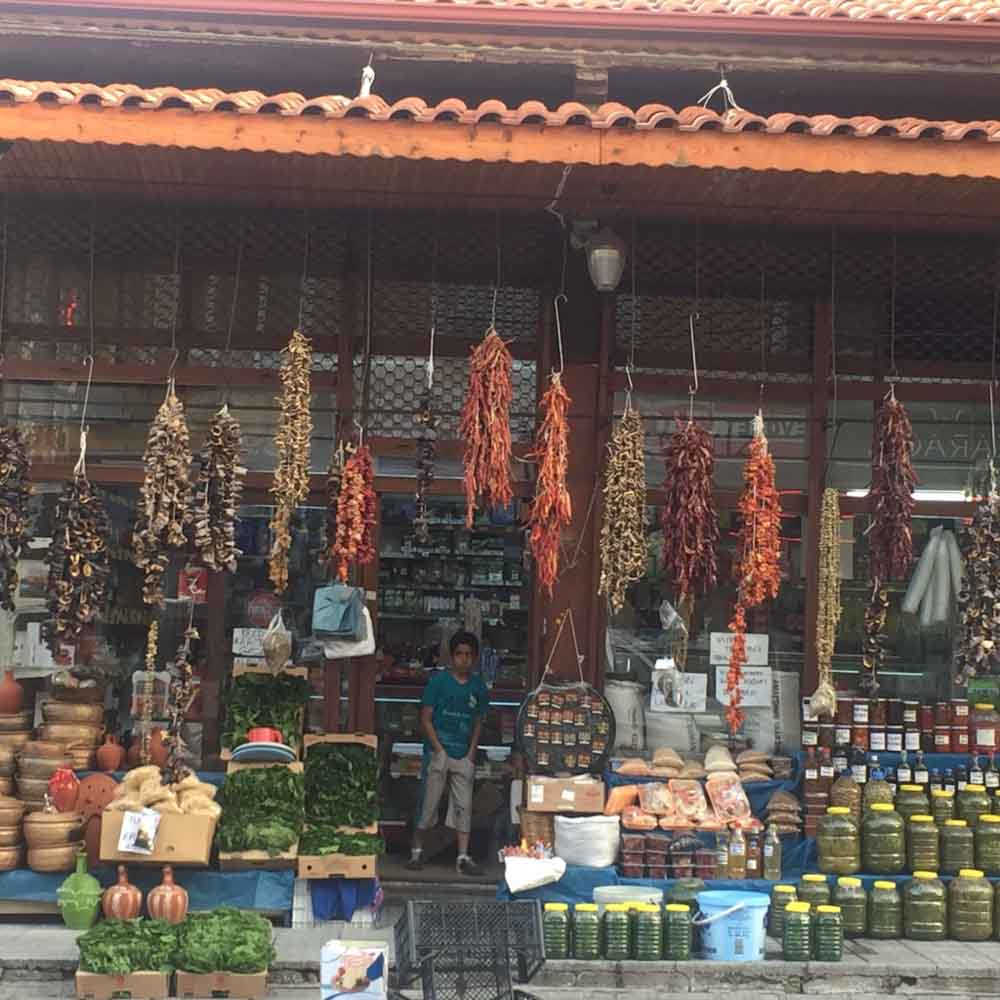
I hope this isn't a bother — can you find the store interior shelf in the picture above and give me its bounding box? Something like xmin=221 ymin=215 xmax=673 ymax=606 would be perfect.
xmin=375 ymin=682 xmax=526 ymax=703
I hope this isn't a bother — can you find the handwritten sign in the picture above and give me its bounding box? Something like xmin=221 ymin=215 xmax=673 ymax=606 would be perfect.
xmin=715 ymin=665 xmax=773 ymax=708
xmin=649 ymin=663 xmax=708 ymax=713
xmin=709 ymin=632 xmax=769 ymax=667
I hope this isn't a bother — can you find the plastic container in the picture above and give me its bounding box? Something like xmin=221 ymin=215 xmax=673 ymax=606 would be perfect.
xmin=862 ymin=804 xmax=906 ymax=874
xmin=817 ymin=807 xmax=860 ymax=875
xmin=903 ymin=871 xmax=947 ymax=941
xmin=664 ymin=904 xmax=692 ymax=960
xmin=832 ymin=877 xmax=867 ymax=938
xmin=696 ymin=890 xmax=769 ymax=962
xmin=782 ymin=901 xmax=812 ymax=962
xmin=941 ymin=819 xmax=975 ymax=875
xmin=971 ymin=704 xmax=1000 ymax=754
xmin=594 ymin=885 xmax=663 ymax=914
xmin=958 ymin=785 xmax=992 ymax=829
xmin=543 ymin=903 xmax=570 ymax=959
xmin=868 ymin=881 xmax=902 ymax=939
xmin=830 ymin=772 xmax=862 ymax=824
xmin=895 ymin=784 xmax=930 ymax=824
xmin=769 ymin=885 xmax=797 ymax=941
xmin=634 ymin=904 xmax=663 ymax=960
xmin=797 ymin=873 xmax=831 ymax=907
xmin=907 ymin=815 xmax=940 ymax=873
xmin=931 ymin=789 xmax=955 ymax=826
xmin=975 ymin=814 xmax=1000 ymax=875
xmin=602 ymin=903 xmax=631 ymax=960
xmin=949 ymin=869 xmax=994 ymax=941
xmin=813 ymin=905 xmax=843 ymax=962
xmin=862 ymin=773 xmax=895 ymax=813
xmin=572 ymin=904 xmax=600 ymax=960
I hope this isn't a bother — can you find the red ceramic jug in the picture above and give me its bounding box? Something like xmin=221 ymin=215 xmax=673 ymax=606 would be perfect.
xmin=95 ymin=735 xmax=125 ymax=773
xmin=48 ymin=767 xmax=80 ymax=812
xmin=0 ymin=669 xmax=23 ymax=714
xmin=147 ymin=865 xmax=188 ymax=924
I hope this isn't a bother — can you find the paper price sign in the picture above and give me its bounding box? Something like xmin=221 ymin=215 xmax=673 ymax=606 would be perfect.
xmin=715 ymin=665 xmax=773 ymax=708
xmin=709 ymin=631 xmax=769 ymax=666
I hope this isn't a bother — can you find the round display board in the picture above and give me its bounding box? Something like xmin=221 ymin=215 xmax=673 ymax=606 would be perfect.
xmin=515 ymin=679 xmax=616 ymax=776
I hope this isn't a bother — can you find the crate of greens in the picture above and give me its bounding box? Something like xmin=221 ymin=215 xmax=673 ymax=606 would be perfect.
xmin=220 ymin=667 xmax=310 ymax=761
xmin=75 ymin=918 xmax=177 ymax=1000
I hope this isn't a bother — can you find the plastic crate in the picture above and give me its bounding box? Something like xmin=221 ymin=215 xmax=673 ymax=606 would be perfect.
xmin=393 ymin=900 xmax=544 ymax=987
xmin=413 ymin=945 xmax=514 ymax=1000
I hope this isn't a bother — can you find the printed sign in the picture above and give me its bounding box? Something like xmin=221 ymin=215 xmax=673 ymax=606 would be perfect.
xmin=715 ymin=665 xmax=773 ymax=708
xmin=709 ymin=632 xmax=769 ymax=667
xmin=117 ymin=809 xmax=161 ymax=855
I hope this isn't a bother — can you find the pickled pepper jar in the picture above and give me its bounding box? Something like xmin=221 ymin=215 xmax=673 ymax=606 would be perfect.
xmin=868 ymin=881 xmax=903 ymax=939
xmin=797 ymin=873 xmax=831 ymax=907
xmin=543 ymin=903 xmax=570 ymax=959
xmin=903 ymin=871 xmax=947 ymax=941
xmin=941 ymin=819 xmax=975 ymax=875
xmin=572 ymin=904 xmax=600 ymax=960
xmin=817 ymin=807 xmax=860 ymax=875
xmin=770 ymin=885 xmax=797 ymax=941
xmin=976 ymin=814 xmax=1000 ymax=875
xmin=812 ymin=905 xmax=843 ymax=962
xmin=782 ymin=901 xmax=812 ymax=962
xmin=949 ymin=869 xmax=994 ymax=941
xmin=907 ymin=815 xmax=940 ymax=873
xmin=894 ymin=784 xmax=930 ymax=823
xmin=862 ymin=803 xmax=906 ymax=874
xmin=664 ymin=903 xmax=692 ymax=960
xmin=957 ymin=784 xmax=992 ymax=829
xmin=603 ymin=903 xmax=632 ymax=960
xmin=832 ymin=877 xmax=867 ymax=938
xmin=931 ymin=788 xmax=955 ymax=826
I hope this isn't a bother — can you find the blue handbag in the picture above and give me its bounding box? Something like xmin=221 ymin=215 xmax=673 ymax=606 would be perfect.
xmin=312 ymin=583 xmax=364 ymax=639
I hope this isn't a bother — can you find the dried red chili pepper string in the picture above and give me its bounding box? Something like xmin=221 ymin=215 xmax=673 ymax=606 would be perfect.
xmin=330 ymin=441 xmax=376 ymax=582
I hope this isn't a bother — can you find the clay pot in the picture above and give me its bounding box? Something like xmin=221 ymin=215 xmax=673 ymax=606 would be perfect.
xmin=39 ymin=723 xmax=103 ymax=746
xmin=95 ymin=735 xmax=125 ymax=773
xmin=16 ymin=754 xmax=74 ymax=780
xmin=147 ymin=865 xmax=188 ymax=924
xmin=22 ymin=741 xmax=70 ymax=759
xmin=0 ymin=711 xmax=32 ymax=732
xmin=76 ymin=774 xmax=119 ymax=821
xmin=0 ymin=796 xmax=26 ymax=826
xmin=0 ymin=670 xmax=23 ymax=715
xmin=102 ymin=865 xmax=143 ymax=920
xmin=126 ymin=729 xmax=168 ymax=769
xmin=0 ymin=844 xmax=23 ymax=871
xmin=48 ymin=768 xmax=80 ymax=812
xmin=57 ymin=850 xmax=101 ymax=930
xmin=0 ymin=826 xmax=21 ymax=847
xmin=16 ymin=775 xmax=54 ymax=800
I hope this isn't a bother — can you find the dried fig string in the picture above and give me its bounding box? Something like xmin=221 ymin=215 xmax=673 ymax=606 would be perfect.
xmin=164 ymin=608 xmax=198 ymax=784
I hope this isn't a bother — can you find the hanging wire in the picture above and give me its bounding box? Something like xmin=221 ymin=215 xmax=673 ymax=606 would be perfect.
xmin=990 ymin=243 xmax=999 ymax=495
xmin=357 ymin=210 xmax=374 ymax=447
xmin=688 ymin=222 xmax=700 ymax=423
xmin=888 ymin=231 xmax=899 ymax=392
xmin=544 ymin=164 xmax=573 ymax=230
xmin=491 ymin=210 xmax=502 ymax=330
xmin=827 ymin=225 xmax=839 ymax=469
xmin=697 ymin=65 xmax=744 ymax=115
xmin=625 ymin=215 xmax=637 ymax=408
xmin=427 ymin=229 xmax=438 ymax=391
xmin=221 ymin=219 xmax=246 ymax=408
xmin=166 ymin=222 xmax=181 ymax=386
xmin=687 ymin=314 xmax=699 ymax=424
xmin=0 ymin=195 xmax=9 ymax=374
xmin=296 ymin=219 xmax=311 ymax=332
xmin=77 ymin=207 xmax=99 ymax=477
xmin=553 ymin=294 xmax=566 ymax=376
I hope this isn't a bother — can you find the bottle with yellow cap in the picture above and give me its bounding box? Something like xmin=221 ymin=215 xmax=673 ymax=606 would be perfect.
xmin=782 ymin=901 xmax=812 ymax=962
xmin=868 ymin=881 xmax=902 ymax=939
xmin=797 ymin=873 xmax=831 ymax=908
xmin=950 ymin=868 xmax=994 ymax=941
xmin=813 ymin=905 xmax=843 ymax=962
xmin=543 ymin=902 xmax=570 ymax=959
xmin=903 ymin=872 xmax=947 ymax=941
xmin=603 ymin=903 xmax=631 ymax=960
xmin=573 ymin=903 xmax=600 ymax=960
xmin=931 ymin=788 xmax=955 ymax=826
xmin=894 ymin=783 xmax=930 ymax=824
xmin=817 ymin=807 xmax=860 ymax=875
xmin=907 ymin=815 xmax=940 ymax=873
xmin=941 ymin=818 xmax=975 ymax=875
xmin=769 ymin=885 xmax=797 ymax=943
xmin=975 ymin=814 xmax=1000 ymax=875
xmin=862 ymin=803 xmax=906 ymax=874
xmin=832 ymin=877 xmax=867 ymax=938
xmin=958 ymin=784 xmax=992 ymax=829
xmin=665 ymin=903 xmax=692 ymax=960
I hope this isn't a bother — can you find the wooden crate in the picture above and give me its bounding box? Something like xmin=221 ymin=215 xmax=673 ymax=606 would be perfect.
xmin=220 ymin=666 xmax=308 ymax=761
xmin=297 ymin=851 xmax=377 ymax=879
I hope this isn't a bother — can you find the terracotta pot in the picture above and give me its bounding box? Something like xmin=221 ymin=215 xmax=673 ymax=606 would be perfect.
xmin=48 ymin=768 xmax=80 ymax=812
xmin=102 ymin=864 xmax=143 ymax=920
xmin=0 ymin=670 xmax=23 ymax=715
xmin=95 ymin=735 xmax=125 ymax=773
xmin=126 ymin=729 xmax=168 ymax=769
xmin=76 ymin=774 xmax=119 ymax=821
xmin=83 ymin=815 xmax=101 ymax=869
xmin=0 ymin=826 xmax=21 ymax=847
xmin=147 ymin=865 xmax=188 ymax=924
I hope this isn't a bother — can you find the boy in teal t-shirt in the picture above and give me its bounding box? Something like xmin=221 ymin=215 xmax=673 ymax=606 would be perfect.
xmin=408 ymin=631 xmax=489 ymax=876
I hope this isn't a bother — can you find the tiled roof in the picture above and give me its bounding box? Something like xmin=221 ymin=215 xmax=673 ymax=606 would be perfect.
xmin=2 ymin=79 xmax=1000 ymax=143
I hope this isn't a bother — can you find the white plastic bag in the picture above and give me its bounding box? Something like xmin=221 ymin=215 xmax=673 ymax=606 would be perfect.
xmin=261 ymin=611 xmax=292 ymax=673
xmin=323 ymin=606 xmax=375 ymax=660
xmin=503 ymin=856 xmax=566 ymax=894
xmin=554 ymin=815 xmax=620 ymax=868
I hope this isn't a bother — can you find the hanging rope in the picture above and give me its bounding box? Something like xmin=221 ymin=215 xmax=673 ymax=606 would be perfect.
xmin=221 ymin=219 xmax=245 ymax=406
xmin=889 ymin=232 xmax=899 ymax=382
xmin=698 ymin=65 xmax=743 ymax=115
xmin=687 ymin=313 xmax=699 ymax=424
xmin=540 ymin=608 xmax=586 ymax=684
xmin=544 ymin=164 xmax=573 ymax=230
xmin=76 ymin=209 xmax=99 ymax=477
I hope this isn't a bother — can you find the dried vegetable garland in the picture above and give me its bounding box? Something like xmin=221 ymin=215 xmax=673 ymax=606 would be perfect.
xmin=133 ymin=385 xmax=193 ymax=606
xmin=861 ymin=582 xmax=889 ymax=696
xmin=322 ymin=442 xmax=344 ymax=572
xmin=140 ymin=619 xmax=159 ymax=764
xmin=809 ymin=487 xmax=842 ymax=717
xmin=190 ymin=405 xmax=245 ymax=573
xmin=954 ymin=488 xmax=1000 ymax=685
xmin=269 ymin=330 xmax=313 ymax=593
xmin=0 ymin=422 xmax=31 ymax=611
xmin=598 ymin=406 xmax=647 ymax=614
xmin=460 ymin=329 xmax=513 ymax=528
xmin=330 ymin=443 xmax=377 ymax=582
xmin=526 ymin=372 xmax=572 ymax=595
xmin=164 ymin=620 xmax=198 ymax=784
xmin=725 ymin=414 xmax=782 ymax=733
xmin=413 ymin=383 xmax=438 ymax=545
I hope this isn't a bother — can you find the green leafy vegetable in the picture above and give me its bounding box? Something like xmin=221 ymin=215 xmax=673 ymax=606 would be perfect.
xmin=221 ymin=672 xmax=311 ymax=749
xmin=299 ymin=827 xmax=384 ymax=857
xmin=177 ymin=908 xmax=276 ymax=974
xmin=216 ymin=765 xmax=305 ymax=855
xmin=77 ymin=919 xmax=179 ymax=974
xmin=305 ymin=742 xmax=379 ymax=828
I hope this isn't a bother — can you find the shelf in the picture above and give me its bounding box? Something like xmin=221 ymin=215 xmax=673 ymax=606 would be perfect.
xmin=378 ymin=582 xmax=525 ymax=592
xmin=378 ymin=613 xmax=442 ymax=621
xmin=381 ymin=553 xmax=511 ymax=562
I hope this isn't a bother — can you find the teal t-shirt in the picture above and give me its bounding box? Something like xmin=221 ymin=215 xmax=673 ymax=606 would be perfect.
xmin=421 ymin=670 xmax=489 ymax=759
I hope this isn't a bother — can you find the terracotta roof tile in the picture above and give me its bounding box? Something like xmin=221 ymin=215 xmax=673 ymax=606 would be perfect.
xmin=2 ymin=79 xmax=1000 ymax=143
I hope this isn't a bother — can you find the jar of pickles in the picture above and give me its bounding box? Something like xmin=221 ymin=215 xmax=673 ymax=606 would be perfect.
xmin=958 ymin=784 xmax=992 ymax=829
xmin=907 ymin=815 xmax=940 ymax=873
xmin=797 ymin=873 xmax=831 ymax=907
xmin=895 ymin=784 xmax=930 ymax=823
xmin=573 ymin=903 xmax=600 ymax=960
xmin=769 ymin=885 xmax=797 ymax=942
xmin=603 ymin=903 xmax=631 ymax=960
xmin=931 ymin=789 xmax=955 ymax=826
xmin=976 ymin=814 xmax=1000 ymax=875
xmin=664 ymin=903 xmax=692 ymax=960
xmin=813 ymin=905 xmax=843 ymax=962
xmin=634 ymin=904 xmax=663 ymax=961
xmin=782 ymin=901 xmax=812 ymax=962
xmin=543 ymin=903 xmax=570 ymax=959
xmin=903 ymin=871 xmax=947 ymax=941
xmin=941 ymin=819 xmax=975 ymax=875
xmin=862 ymin=804 xmax=906 ymax=874
xmin=818 ymin=807 xmax=860 ymax=875
xmin=868 ymin=881 xmax=902 ymax=939
xmin=949 ymin=869 xmax=994 ymax=941
xmin=832 ymin=877 xmax=867 ymax=938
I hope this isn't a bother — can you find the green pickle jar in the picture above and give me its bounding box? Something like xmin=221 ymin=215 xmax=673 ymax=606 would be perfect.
xmin=895 ymin=784 xmax=930 ymax=824
xmin=868 ymin=880 xmax=902 ymax=939
xmin=863 ymin=804 xmax=906 ymax=874
xmin=818 ymin=807 xmax=860 ymax=875
xmin=994 ymin=882 xmax=1000 ymax=941
xmin=603 ymin=903 xmax=631 ymax=960
xmin=931 ymin=789 xmax=955 ymax=826
xmin=665 ymin=903 xmax=692 ymax=960
xmin=958 ymin=785 xmax=992 ymax=829
xmin=572 ymin=903 xmax=600 ymax=960
xmin=975 ymin=814 xmax=1000 ymax=875
xmin=812 ymin=905 xmax=843 ymax=962
xmin=543 ymin=903 xmax=570 ymax=959
xmin=949 ymin=868 xmax=994 ymax=941
xmin=832 ymin=877 xmax=867 ymax=938
xmin=782 ymin=901 xmax=812 ymax=962
xmin=769 ymin=885 xmax=797 ymax=941
xmin=941 ymin=819 xmax=975 ymax=875
xmin=634 ymin=904 xmax=663 ymax=961
xmin=903 ymin=871 xmax=947 ymax=941
xmin=907 ymin=815 xmax=940 ymax=873
xmin=797 ymin=873 xmax=831 ymax=907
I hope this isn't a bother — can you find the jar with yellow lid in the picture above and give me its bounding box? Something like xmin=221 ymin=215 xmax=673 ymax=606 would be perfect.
xmin=797 ymin=873 xmax=831 ymax=907
xmin=903 ymin=872 xmax=947 ymax=941
xmin=907 ymin=815 xmax=940 ymax=873
xmin=664 ymin=903 xmax=692 ymax=960
xmin=975 ymin=814 xmax=1000 ymax=875
xmin=941 ymin=819 xmax=975 ymax=875
xmin=543 ymin=903 xmax=570 ymax=959
xmin=832 ymin=877 xmax=866 ymax=938
xmin=949 ymin=869 xmax=994 ymax=941
xmin=603 ymin=903 xmax=631 ymax=960
xmin=863 ymin=804 xmax=905 ymax=874
xmin=931 ymin=789 xmax=955 ymax=826
xmin=818 ymin=807 xmax=860 ymax=875
xmin=573 ymin=903 xmax=600 ymax=960
xmin=958 ymin=785 xmax=992 ymax=829
xmin=813 ymin=905 xmax=843 ymax=962
xmin=895 ymin=784 xmax=930 ymax=824
xmin=868 ymin=881 xmax=902 ymax=939
xmin=782 ymin=901 xmax=812 ymax=962
xmin=634 ymin=904 xmax=663 ymax=961
xmin=769 ymin=885 xmax=797 ymax=943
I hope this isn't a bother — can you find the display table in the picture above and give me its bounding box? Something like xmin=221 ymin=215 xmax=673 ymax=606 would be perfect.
xmin=793 ymin=751 xmax=973 ymax=773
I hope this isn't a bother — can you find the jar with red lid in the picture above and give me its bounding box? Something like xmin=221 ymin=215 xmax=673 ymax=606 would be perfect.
xmin=870 ymin=727 xmax=887 ymax=752
xmin=971 ymin=703 xmax=1000 ymax=754
xmin=952 ymin=700 xmax=970 ymax=725
xmin=871 ymin=700 xmax=888 ymax=727
xmin=836 ymin=696 xmax=853 ymax=726
xmin=953 ymin=727 xmax=970 ymax=752
xmin=934 ymin=726 xmax=953 ymax=752
xmin=919 ymin=705 xmax=935 ymax=732
xmin=852 ymin=725 xmax=869 ymax=750
xmin=935 ymin=702 xmax=952 ymax=727
xmin=903 ymin=702 xmax=919 ymax=726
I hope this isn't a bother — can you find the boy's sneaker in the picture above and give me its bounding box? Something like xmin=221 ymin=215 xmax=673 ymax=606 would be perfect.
xmin=406 ymin=851 xmax=424 ymax=871
xmin=457 ymin=855 xmax=482 ymax=876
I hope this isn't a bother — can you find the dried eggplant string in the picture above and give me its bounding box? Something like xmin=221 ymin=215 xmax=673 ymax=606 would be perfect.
xmin=809 ymin=487 xmax=842 ymax=717
xmin=191 ymin=404 xmax=245 ymax=573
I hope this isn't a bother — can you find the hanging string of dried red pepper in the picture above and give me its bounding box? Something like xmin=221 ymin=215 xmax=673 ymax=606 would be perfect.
xmin=330 ymin=442 xmax=377 ymax=582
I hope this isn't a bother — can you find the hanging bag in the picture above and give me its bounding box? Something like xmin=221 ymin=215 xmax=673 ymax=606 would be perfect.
xmin=323 ymin=605 xmax=375 ymax=660
xmin=313 ymin=583 xmax=365 ymax=639
xmin=261 ymin=611 xmax=292 ymax=674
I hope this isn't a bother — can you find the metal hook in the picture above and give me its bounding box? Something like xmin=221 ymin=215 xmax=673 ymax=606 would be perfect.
xmin=167 ymin=346 xmax=180 ymax=386
xmin=553 ymin=293 xmax=567 ymax=375
xmin=79 ymin=354 xmax=95 ymax=435
xmin=687 ymin=312 xmax=699 ymax=423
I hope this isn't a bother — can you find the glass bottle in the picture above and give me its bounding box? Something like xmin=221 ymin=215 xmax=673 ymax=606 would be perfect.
xmin=850 ymin=746 xmax=868 ymax=785
xmin=745 ymin=828 xmax=762 ymax=879
xmin=716 ymin=831 xmax=730 ymax=880
xmin=728 ymin=826 xmax=747 ymax=880
xmin=832 ymin=746 xmax=849 ymax=775
xmin=956 ymin=763 xmax=969 ymax=793
xmin=986 ymin=754 xmax=1000 ymax=792
xmin=896 ymin=750 xmax=912 ymax=786
xmin=914 ymin=751 xmax=930 ymax=787
xmin=929 ymin=769 xmax=943 ymax=794
xmin=970 ymin=754 xmax=986 ymax=787
xmin=819 ymin=747 xmax=836 ymax=794
xmin=763 ymin=825 xmax=783 ymax=880
xmin=944 ymin=769 xmax=957 ymax=795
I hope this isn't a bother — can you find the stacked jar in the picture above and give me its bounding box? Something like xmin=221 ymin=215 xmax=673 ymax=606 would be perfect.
xmin=813 ymin=905 xmax=843 ymax=962
xmin=832 ymin=877 xmax=867 ymax=938
xmin=782 ymin=901 xmax=812 ymax=962
xmin=971 ymin=703 xmax=999 ymax=756
xmin=949 ymin=869 xmax=994 ymax=941
xmin=895 ymin=785 xmax=930 ymax=824
xmin=975 ymin=814 xmax=1000 ymax=875
xmin=941 ymin=819 xmax=975 ymax=875
xmin=798 ymin=873 xmax=831 ymax=907
xmin=958 ymin=785 xmax=992 ymax=829
xmin=903 ymin=702 xmax=921 ymax=753
xmin=903 ymin=872 xmax=947 ymax=941
xmin=863 ymin=804 xmax=906 ymax=874
xmin=953 ymin=699 xmax=971 ymax=754
xmin=817 ymin=807 xmax=860 ymax=875
xmin=769 ymin=885 xmax=797 ymax=942
xmin=907 ymin=815 xmax=940 ymax=872
xmin=931 ymin=789 xmax=955 ymax=826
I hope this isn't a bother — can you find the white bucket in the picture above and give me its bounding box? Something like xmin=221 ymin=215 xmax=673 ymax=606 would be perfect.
xmin=593 ymin=885 xmax=664 ymax=915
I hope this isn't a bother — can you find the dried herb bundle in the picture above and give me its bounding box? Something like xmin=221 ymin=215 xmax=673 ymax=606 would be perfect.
xmin=164 ymin=622 xmax=198 ymax=785
xmin=191 ymin=405 xmax=245 ymax=573
xmin=269 ymin=330 xmax=313 ymax=593
xmin=660 ymin=419 xmax=719 ymax=601
xmin=598 ymin=407 xmax=647 ymax=614
xmin=140 ymin=619 xmax=158 ymax=764
xmin=810 ymin=487 xmax=842 ymax=717
xmin=954 ymin=491 xmax=1000 ymax=685
xmin=322 ymin=442 xmax=344 ymax=571
xmin=861 ymin=582 xmax=889 ymax=696
xmin=133 ymin=386 xmax=193 ymax=606
xmin=331 ymin=444 xmax=376 ymax=582
xmin=460 ymin=329 xmax=513 ymax=528
xmin=869 ymin=393 xmax=917 ymax=582
xmin=0 ymin=422 xmax=31 ymax=611
xmin=43 ymin=470 xmax=110 ymax=652
xmin=414 ymin=385 xmax=438 ymax=545
xmin=526 ymin=372 xmax=572 ymax=595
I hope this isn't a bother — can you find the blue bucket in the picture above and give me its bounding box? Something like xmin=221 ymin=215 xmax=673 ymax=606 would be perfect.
xmin=694 ymin=890 xmax=770 ymax=962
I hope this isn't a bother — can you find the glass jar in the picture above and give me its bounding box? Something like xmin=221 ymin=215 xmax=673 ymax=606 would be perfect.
xmin=603 ymin=903 xmax=631 ymax=960
xmin=886 ymin=726 xmax=904 ymax=752
xmin=907 ymin=815 xmax=940 ymax=873
xmin=817 ymin=807 xmax=860 ymax=875
xmin=895 ymin=784 xmax=930 ymax=824
xmin=543 ymin=903 xmax=570 ymax=959
xmin=862 ymin=804 xmax=906 ymax=874
xmin=852 ymin=725 xmax=869 ymax=750
xmin=853 ymin=699 xmax=870 ymax=724
xmin=975 ymin=814 xmax=1000 ymax=875
xmin=813 ymin=905 xmax=843 ymax=962
xmin=949 ymin=869 xmax=994 ymax=941
xmin=830 ymin=772 xmax=862 ymax=824
xmin=664 ymin=904 xmax=692 ymax=960
xmin=572 ymin=904 xmax=600 ymax=960
xmin=903 ymin=701 xmax=919 ymax=726
xmin=958 ymin=785 xmax=992 ymax=829
xmin=872 ymin=699 xmax=888 ymax=726
xmin=868 ymin=881 xmax=902 ymax=939
xmin=797 ymin=873 xmax=831 ymax=907
xmin=835 ymin=696 xmax=852 ymax=725
xmin=832 ymin=877 xmax=867 ymax=938
xmin=941 ymin=819 xmax=975 ymax=875
xmin=934 ymin=727 xmax=952 ymax=753
xmin=904 ymin=871 xmax=947 ymax=941
xmin=802 ymin=720 xmax=819 ymax=748
xmin=769 ymin=885 xmax=797 ymax=942
xmin=863 ymin=773 xmax=895 ymax=813
xmin=919 ymin=704 xmax=934 ymax=732
xmin=782 ymin=901 xmax=812 ymax=962
xmin=952 ymin=699 xmax=971 ymax=725
xmin=634 ymin=904 xmax=663 ymax=961
xmin=972 ymin=703 xmax=1000 ymax=754
xmin=931 ymin=789 xmax=955 ymax=826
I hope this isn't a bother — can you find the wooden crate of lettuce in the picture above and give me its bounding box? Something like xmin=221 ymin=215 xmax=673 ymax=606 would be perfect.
xmin=298 ymin=734 xmax=382 ymax=879
xmin=217 ymin=761 xmax=304 ymax=870
xmin=75 ymin=917 xmax=178 ymax=1000
xmin=220 ymin=667 xmax=310 ymax=761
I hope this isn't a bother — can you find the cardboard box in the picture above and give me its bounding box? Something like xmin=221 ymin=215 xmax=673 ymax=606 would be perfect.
xmin=100 ymin=811 xmax=217 ymax=866
xmin=298 ymin=851 xmax=377 ymax=879
xmin=523 ymin=776 xmax=605 ymax=814
xmin=175 ymin=970 xmax=267 ymax=999
xmin=75 ymin=971 xmax=169 ymax=1000
xmin=320 ymin=941 xmax=387 ymax=1000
